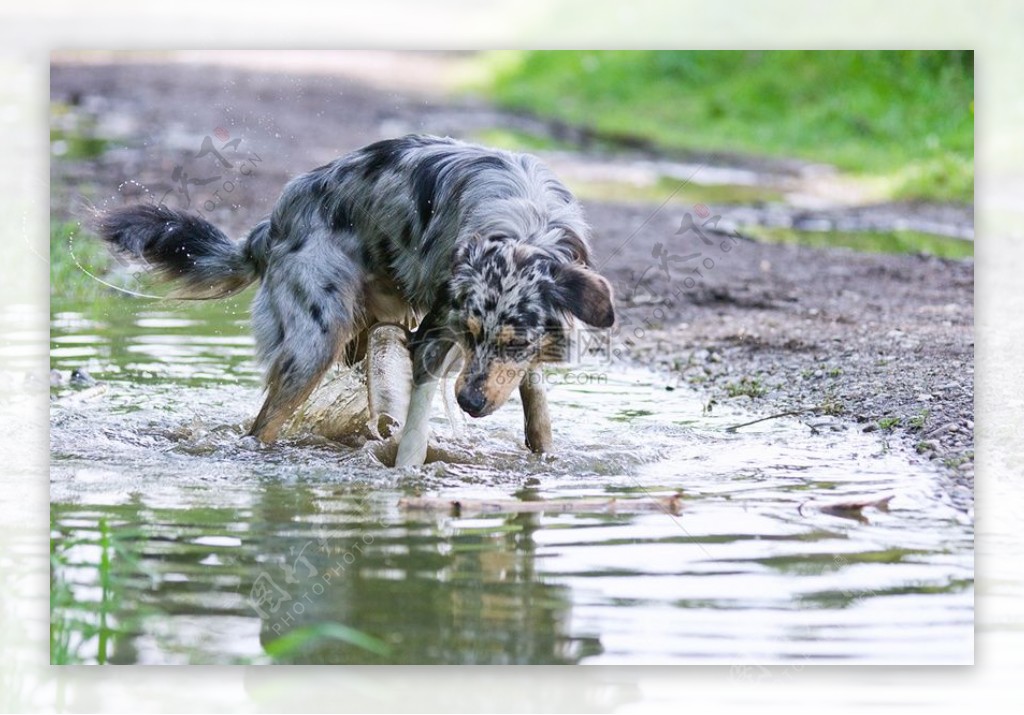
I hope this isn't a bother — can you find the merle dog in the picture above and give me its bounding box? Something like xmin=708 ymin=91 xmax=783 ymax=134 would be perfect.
xmin=96 ymin=135 xmax=615 ymax=466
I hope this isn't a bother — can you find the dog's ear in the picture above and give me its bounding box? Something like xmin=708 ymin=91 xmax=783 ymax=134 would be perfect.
xmin=553 ymin=264 xmax=616 ymax=328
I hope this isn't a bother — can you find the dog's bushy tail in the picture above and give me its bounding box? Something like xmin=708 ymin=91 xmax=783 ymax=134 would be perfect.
xmin=94 ymin=204 xmax=271 ymax=299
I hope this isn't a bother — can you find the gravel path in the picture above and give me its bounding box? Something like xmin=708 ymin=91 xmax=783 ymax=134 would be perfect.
xmin=50 ymin=54 xmax=975 ymax=509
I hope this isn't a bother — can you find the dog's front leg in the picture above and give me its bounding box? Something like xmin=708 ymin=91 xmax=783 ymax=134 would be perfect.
xmin=394 ymin=379 xmax=438 ymax=467
xmin=394 ymin=303 xmax=455 ymax=467
xmin=520 ymin=366 xmax=552 ymax=453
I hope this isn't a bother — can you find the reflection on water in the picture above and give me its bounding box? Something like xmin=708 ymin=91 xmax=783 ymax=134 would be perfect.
xmin=49 ymin=296 xmax=973 ymax=664
xmin=50 ymin=488 xmax=601 ymax=665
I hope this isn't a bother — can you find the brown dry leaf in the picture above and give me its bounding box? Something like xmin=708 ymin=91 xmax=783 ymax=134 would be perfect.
xmin=799 ymin=494 xmax=895 ymax=521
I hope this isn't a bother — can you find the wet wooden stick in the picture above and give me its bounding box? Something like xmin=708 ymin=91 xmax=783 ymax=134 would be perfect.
xmin=724 ymin=410 xmax=806 ymax=433
xmin=399 ymin=493 xmax=685 ymax=516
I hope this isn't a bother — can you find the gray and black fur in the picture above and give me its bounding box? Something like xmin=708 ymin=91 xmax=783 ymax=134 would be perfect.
xmin=95 ymin=134 xmax=615 ymax=465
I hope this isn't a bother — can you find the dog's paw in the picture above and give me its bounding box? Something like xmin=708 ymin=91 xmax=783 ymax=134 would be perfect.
xmin=528 ymin=428 xmax=552 ymax=450
xmin=394 ymin=443 xmax=429 ymax=468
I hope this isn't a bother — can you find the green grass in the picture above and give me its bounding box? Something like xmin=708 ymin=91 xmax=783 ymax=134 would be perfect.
xmin=943 ymin=452 xmax=973 ymax=469
xmin=51 ymin=518 xmax=125 ymax=664
xmin=877 ymin=417 xmax=900 ymax=430
xmin=725 ymin=376 xmax=766 ymax=399
xmin=570 ymin=175 xmax=782 ymax=206
xmin=820 ymin=392 xmax=845 ymax=416
xmin=473 ymin=128 xmax=783 ymax=205
xmin=891 ymin=152 xmax=974 ymax=203
xmin=481 ymin=51 xmax=973 ymax=203
xmin=51 ymin=101 xmax=114 ymax=159
xmin=50 ymin=128 xmax=110 ymax=160
xmin=740 ymin=226 xmax=973 ymax=259
xmin=50 ymin=220 xmax=112 ymax=301
xmin=472 ymin=127 xmax=573 ymax=153
xmin=909 ymin=409 xmax=930 ymax=430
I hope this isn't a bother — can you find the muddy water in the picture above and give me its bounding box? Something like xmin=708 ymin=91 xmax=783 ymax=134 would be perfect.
xmin=49 ymin=294 xmax=973 ymax=664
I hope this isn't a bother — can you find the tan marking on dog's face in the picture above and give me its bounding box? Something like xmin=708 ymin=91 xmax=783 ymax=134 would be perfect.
xmin=466 ymin=316 xmax=482 ymax=339
xmin=496 ymin=325 xmax=517 ymax=346
xmin=480 ymin=359 xmax=524 ymax=407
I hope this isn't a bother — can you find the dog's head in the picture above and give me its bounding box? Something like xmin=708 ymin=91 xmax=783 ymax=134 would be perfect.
xmin=447 ymin=235 xmax=615 ymax=418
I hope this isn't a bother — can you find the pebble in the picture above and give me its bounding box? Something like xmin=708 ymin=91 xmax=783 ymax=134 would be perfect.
xmin=70 ymin=368 xmax=96 ymax=387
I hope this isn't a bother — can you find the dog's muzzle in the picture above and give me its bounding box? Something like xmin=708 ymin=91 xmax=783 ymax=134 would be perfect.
xmin=456 ymin=388 xmax=489 ymax=418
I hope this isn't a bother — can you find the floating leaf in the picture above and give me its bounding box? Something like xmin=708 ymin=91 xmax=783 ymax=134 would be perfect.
xmin=264 ymin=622 xmax=390 ymax=660
xmin=799 ymin=494 xmax=895 ymax=522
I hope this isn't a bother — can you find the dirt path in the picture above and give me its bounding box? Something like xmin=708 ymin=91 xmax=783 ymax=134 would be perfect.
xmin=49 ymin=53 xmax=974 ymax=509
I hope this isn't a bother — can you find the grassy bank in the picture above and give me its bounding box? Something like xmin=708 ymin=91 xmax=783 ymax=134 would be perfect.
xmin=51 ymin=220 xmax=110 ymax=301
xmin=482 ymin=51 xmax=973 ymax=203
xmin=739 ymin=226 xmax=974 ymax=260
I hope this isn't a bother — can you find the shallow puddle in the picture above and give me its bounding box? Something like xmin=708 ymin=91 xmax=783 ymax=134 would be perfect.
xmin=49 ymin=297 xmax=973 ymax=664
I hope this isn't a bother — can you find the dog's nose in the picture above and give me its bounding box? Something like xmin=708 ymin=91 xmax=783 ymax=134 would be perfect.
xmin=457 ymin=390 xmax=487 ymax=417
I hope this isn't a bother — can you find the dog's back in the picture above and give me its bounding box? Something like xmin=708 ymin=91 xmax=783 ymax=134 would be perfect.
xmin=271 ymin=135 xmax=590 ymax=311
